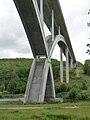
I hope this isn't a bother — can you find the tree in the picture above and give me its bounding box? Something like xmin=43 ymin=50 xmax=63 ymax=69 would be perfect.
xmin=86 ymin=43 xmax=90 ymax=55
xmin=86 ymin=9 xmax=90 ymax=54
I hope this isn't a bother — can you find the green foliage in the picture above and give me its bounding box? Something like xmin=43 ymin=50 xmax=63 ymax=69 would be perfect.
xmin=59 ymin=84 xmax=68 ymax=92
xmin=55 ymin=84 xmax=68 ymax=94
xmin=47 ymin=98 xmax=59 ymax=104
xmin=77 ymin=91 xmax=88 ymax=100
xmin=0 ymin=58 xmax=61 ymax=94
xmin=80 ymin=80 xmax=88 ymax=90
xmin=0 ymin=58 xmax=33 ymax=94
xmin=51 ymin=59 xmax=60 ymax=80
xmin=68 ymin=88 xmax=80 ymax=100
xmin=55 ymin=85 xmax=60 ymax=94
xmin=0 ymin=83 xmax=5 ymax=92
xmin=36 ymin=114 xmax=73 ymax=120
xmin=0 ymin=58 xmax=89 ymax=101
xmin=7 ymin=80 xmax=17 ymax=94
xmin=84 ymin=60 xmax=90 ymax=76
xmin=69 ymin=69 xmax=76 ymax=79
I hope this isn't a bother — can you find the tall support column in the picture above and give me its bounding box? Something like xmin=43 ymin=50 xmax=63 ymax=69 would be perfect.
xmin=70 ymin=58 xmax=73 ymax=69
xmin=52 ymin=10 xmax=54 ymax=41
xmin=60 ymin=48 xmax=63 ymax=83
xmin=66 ymin=48 xmax=69 ymax=83
xmin=58 ymin=26 xmax=60 ymax=35
xmin=40 ymin=0 xmax=44 ymax=26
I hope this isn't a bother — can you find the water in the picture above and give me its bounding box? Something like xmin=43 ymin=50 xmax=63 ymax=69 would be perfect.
xmin=0 ymin=98 xmax=24 ymax=102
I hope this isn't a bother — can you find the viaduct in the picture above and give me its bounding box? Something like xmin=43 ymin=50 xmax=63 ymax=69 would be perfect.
xmin=13 ymin=0 xmax=76 ymax=103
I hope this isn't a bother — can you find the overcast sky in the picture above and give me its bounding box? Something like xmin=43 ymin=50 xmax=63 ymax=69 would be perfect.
xmin=0 ymin=0 xmax=90 ymax=64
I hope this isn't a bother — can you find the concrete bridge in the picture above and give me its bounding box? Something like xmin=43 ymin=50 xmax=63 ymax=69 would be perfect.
xmin=13 ymin=0 xmax=76 ymax=103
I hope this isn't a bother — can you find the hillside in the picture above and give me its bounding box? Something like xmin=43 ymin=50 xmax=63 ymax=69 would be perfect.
xmin=0 ymin=58 xmax=89 ymax=102
xmin=0 ymin=58 xmax=60 ymax=95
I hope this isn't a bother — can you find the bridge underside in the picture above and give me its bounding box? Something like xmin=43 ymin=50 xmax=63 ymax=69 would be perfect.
xmin=14 ymin=0 xmax=48 ymax=57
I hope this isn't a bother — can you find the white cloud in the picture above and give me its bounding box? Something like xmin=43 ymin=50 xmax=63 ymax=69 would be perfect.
xmin=0 ymin=0 xmax=32 ymax=58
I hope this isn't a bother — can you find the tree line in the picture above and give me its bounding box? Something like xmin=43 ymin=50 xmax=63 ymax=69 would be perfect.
xmin=0 ymin=58 xmax=89 ymax=95
xmin=0 ymin=58 xmax=60 ymax=94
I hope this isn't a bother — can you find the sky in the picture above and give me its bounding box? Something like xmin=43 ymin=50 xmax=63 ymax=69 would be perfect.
xmin=0 ymin=0 xmax=90 ymax=64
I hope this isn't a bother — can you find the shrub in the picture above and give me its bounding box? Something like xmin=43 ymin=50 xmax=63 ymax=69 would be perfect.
xmin=77 ymin=91 xmax=88 ymax=100
xmin=7 ymin=80 xmax=17 ymax=94
xmin=55 ymin=84 xmax=68 ymax=94
xmin=80 ymin=80 xmax=87 ymax=90
xmin=59 ymin=84 xmax=68 ymax=92
xmin=68 ymin=88 xmax=79 ymax=100
xmin=67 ymin=86 xmax=72 ymax=91
xmin=0 ymin=84 xmax=5 ymax=92
xmin=55 ymin=85 xmax=60 ymax=94
xmin=69 ymin=70 xmax=76 ymax=79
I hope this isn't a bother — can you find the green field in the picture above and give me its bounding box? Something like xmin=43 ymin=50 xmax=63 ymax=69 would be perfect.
xmin=0 ymin=101 xmax=90 ymax=120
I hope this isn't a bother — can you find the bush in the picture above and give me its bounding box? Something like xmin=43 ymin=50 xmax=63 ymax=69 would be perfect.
xmin=55 ymin=85 xmax=60 ymax=94
xmin=59 ymin=84 xmax=68 ymax=92
xmin=55 ymin=84 xmax=68 ymax=94
xmin=0 ymin=84 xmax=5 ymax=92
xmin=80 ymin=80 xmax=87 ymax=90
xmin=69 ymin=70 xmax=76 ymax=79
xmin=77 ymin=91 xmax=88 ymax=100
xmin=68 ymin=88 xmax=80 ymax=100
xmin=7 ymin=80 xmax=17 ymax=94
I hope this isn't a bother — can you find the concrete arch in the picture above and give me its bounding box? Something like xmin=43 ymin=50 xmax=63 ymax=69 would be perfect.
xmin=46 ymin=34 xmax=72 ymax=83
xmin=46 ymin=34 xmax=71 ymax=59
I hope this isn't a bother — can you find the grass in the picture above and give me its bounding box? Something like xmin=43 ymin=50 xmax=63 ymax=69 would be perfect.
xmin=0 ymin=101 xmax=90 ymax=120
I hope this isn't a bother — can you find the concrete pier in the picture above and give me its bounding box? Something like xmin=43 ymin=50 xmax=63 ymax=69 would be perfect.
xmin=60 ymin=48 xmax=63 ymax=83
xmin=70 ymin=58 xmax=74 ymax=69
xmin=66 ymin=48 xmax=69 ymax=83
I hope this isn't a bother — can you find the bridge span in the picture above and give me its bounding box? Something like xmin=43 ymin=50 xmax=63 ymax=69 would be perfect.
xmin=13 ymin=0 xmax=76 ymax=103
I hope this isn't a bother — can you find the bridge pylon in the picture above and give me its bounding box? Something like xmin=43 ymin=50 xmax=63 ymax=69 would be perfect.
xmin=24 ymin=57 xmax=55 ymax=103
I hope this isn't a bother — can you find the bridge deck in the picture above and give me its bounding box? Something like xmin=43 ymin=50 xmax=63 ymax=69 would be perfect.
xmin=14 ymin=0 xmax=76 ymax=62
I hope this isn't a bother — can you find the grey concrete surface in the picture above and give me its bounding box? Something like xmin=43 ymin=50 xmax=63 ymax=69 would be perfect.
xmin=24 ymin=59 xmax=55 ymax=103
xmin=60 ymin=47 xmax=63 ymax=83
